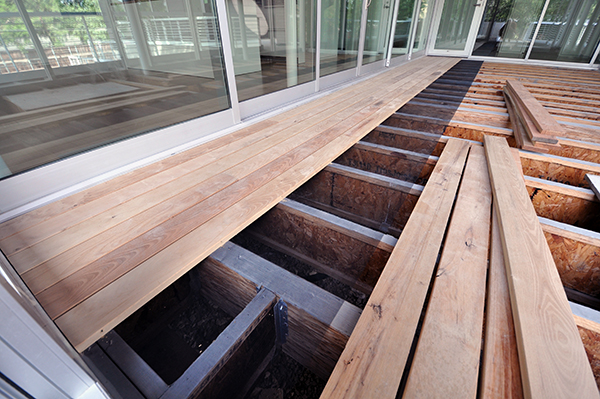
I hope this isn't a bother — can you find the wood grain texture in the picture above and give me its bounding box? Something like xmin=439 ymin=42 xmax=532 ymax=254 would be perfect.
xmin=320 ymin=139 xmax=470 ymax=399
xmin=483 ymin=135 xmax=599 ymax=399
xmin=52 ymin=57 xmax=461 ymax=352
xmin=480 ymin=209 xmax=523 ymax=399
xmin=403 ymin=145 xmax=492 ymax=398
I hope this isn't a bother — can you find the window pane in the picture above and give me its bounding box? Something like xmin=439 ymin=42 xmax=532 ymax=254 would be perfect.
xmin=433 ymin=0 xmax=477 ymax=51
xmin=472 ymin=0 xmax=546 ymax=59
xmin=362 ymin=0 xmax=394 ymax=65
xmin=227 ymin=0 xmax=316 ymax=102
xmin=0 ymin=0 xmax=230 ymax=178
xmin=412 ymin=0 xmax=432 ymax=52
xmin=529 ymin=0 xmax=600 ymax=63
xmin=320 ymin=0 xmax=361 ymax=76
xmin=391 ymin=0 xmax=416 ymax=57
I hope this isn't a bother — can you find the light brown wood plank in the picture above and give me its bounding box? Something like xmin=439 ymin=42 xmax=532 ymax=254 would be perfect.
xmin=480 ymin=209 xmax=523 ymax=399
xmin=52 ymin=57 xmax=461 ymax=352
xmin=483 ymin=135 xmax=598 ymax=399
xmin=403 ymin=144 xmax=491 ymax=398
xmin=320 ymin=139 xmax=470 ymax=399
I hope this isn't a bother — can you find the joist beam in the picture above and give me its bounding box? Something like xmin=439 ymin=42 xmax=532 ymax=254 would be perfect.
xmin=321 ymin=139 xmax=470 ymax=398
xmin=291 ymin=163 xmax=423 ymax=236
xmin=520 ymin=152 xmax=600 ymax=189
xmin=525 ymin=176 xmax=600 ymax=232
xmin=200 ymin=242 xmax=362 ymax=379
xmin=334 ymin=141 xmax=438 ymax=185
xmin=248 ymin=199 xmax=396 ymax=292
xmin=403 ymin=145 xmax=491 ymax=397
xmin=540 ymin=217 xmax=600 ymax=298
xmin=161 ymin=288 xmax=277 ymax=399
xmin=483 ymin=135 xmax=598 ymax=399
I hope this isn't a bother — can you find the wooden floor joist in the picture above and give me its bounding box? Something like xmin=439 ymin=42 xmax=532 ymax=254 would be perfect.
xmin=484 ymin=135 xmax=598 ymax=399
xmin=291 ymin=163 xmax=422 ymax=236
xmin=249 ymin=198 xmax=396 ymax=292
xmin=200 ymin=242 xmax=362 ymax=379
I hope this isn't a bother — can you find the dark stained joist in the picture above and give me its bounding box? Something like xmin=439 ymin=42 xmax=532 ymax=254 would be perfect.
xmin=200 ymin=242 xmax=362 ymax=379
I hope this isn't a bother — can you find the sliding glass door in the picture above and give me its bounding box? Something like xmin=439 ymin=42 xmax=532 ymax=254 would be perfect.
xmin=429 ymin=0 xmax=486 ymax=56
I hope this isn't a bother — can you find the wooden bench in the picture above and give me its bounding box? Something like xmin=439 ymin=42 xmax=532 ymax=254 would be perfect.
xmin=0 ymin=56 xmax=459 ymax=352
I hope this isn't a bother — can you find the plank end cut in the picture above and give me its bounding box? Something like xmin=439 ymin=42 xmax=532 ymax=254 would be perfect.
xmin=483 ymin=134 xmax=599 ymax=399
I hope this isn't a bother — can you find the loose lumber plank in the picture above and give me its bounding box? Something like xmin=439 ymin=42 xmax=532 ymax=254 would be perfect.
xmin=161 ymin=287 xmax=276 ymax=399
xmin=480 ymin=209 xmax=523 ymax=399
xmin=588 ymin=174 xmax=600 ymax=200
xmin=321 ymin=139 xmax=470 ymax=399
xmin=403 ymin=145 xmax=491 ymax=397
xmin=483 ymin=135 xmax=599 ymax=399
xmin=204 ymin=242 xmax=362 ymax=379
xmin=52 ymin=57 xmax=460 ymax=352
xmin=504 ymin=90 xmax=548 ymax=152
xmin=505 ymin=79 xmax=563 ymax=143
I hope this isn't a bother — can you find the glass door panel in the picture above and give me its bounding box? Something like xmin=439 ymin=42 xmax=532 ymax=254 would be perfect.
xmin=433 ymin=0 xmax=479 ymax=51
xmin=391 ymin=0 xmax=417 ymax=57
xmin=227 ymin=0 xmax=316 ymax=102
xmin=472 ymin=0 xmax=546 ymax=58
xmin=413 ymin=0 xmax=433 ymax=52
xmin=362 ymin=0 xmax=394 ymax=64
xmin=320 ymin=0 xmax=362 ymax=76
xmin=529 ymin=0 xmax=600 ymax=63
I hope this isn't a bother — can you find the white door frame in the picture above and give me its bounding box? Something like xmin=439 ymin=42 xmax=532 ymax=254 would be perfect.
xmin=427 ymin=0 xmax=487 ymax=57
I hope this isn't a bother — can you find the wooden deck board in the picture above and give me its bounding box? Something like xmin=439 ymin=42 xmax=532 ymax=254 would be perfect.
xmin=0 ymin=56 xmax=458 ymax=352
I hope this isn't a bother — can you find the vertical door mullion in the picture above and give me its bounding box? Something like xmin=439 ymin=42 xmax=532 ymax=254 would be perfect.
xmin=524 ymin=0 xmax=550 ymax=60
xmin=426 ymin=0 xmax=445 ymax=54
xmin=385 ymin=0 xmax=402 ymax=66
xmin=589 ymin=36 xmax=600 ymax=66
xmin=356 ymin=0 xmax=370 ymax=74
xmin=215 ymin=0 xmax=241 ymax=123
xmin=315 ymin=0 xmax=322 ymax=90
xmin=407 ymin=0 xmax=422 ymax=59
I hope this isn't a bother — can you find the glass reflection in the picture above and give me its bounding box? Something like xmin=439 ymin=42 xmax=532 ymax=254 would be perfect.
xmin=390 ymin=0 xmax=415 ymax=57
xmin=412 ymin=0 xmax=432 ymax=52
xmin=529 ymin=0 xmax=600 ymax=63
xmin=227 ymin=0 xmax=316 ymax=101
xmin=362 ymin=0 xmax=394 ymax=65
xmin=320 ymin=0 xmax=361 ymax=76
xmin=0 ymin=0 xmax=230 ymax=178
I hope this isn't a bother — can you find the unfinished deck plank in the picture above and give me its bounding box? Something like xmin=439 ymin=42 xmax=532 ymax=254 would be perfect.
xmin=483 ymin=135 xmax=598 ymax=399
xmin=480 ymin=209 xmax=523 ymax=399
xmin=51 ymin=57 xmax=460 ymax=352
xmin=403 ymin=145 xmax=491 ymax=398
xmin=34 ymin=61 xmax=446 ymax=319
xmin=321 ymin=139 xmax=470 ymax=399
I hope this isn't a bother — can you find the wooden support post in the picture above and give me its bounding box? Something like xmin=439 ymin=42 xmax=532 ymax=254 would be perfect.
xmin=483 ymin=135 xmax=598 ymax=399
xmin=161 ymin=288 xmax=277 ymax=399
xmin=203 ymin=242 xmax=362 ymax=379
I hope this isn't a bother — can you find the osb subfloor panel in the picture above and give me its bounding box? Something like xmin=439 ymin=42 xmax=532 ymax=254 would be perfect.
xmin=0 ymin=56 xmax=459 ymax=352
